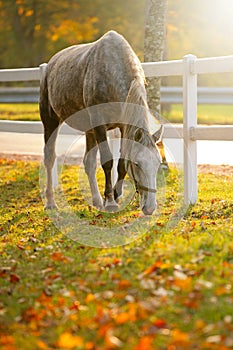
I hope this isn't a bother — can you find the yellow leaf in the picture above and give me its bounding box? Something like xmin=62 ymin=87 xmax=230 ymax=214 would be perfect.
xmin=25 ymin=9 xmax=34 ymax=17
xmin=57 ymin=332 xmax=83 ymax=349
xmin=194 ymin=319 xmax=206 ymax=331
xmin=85 ymin=293 xmax=95 ymax=303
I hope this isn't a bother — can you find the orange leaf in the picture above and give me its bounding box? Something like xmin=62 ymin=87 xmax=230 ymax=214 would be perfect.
xmin=69 ymin=300 xmax=80 ymax=310
xmin=36 ymin=292 xmax=52 ymax=305
xmin=134 ymin=336 xmax=154 ymax=350
xmin=57 ymin=332 xmax=83 ymax=349
xmin=85 ymin=342 xmax=95 ymax=350
xmin=37 ymin=340 xmax=47 ymax=350
xmin=170 ymin=329 xmax=190 ymax=346
xmin=0 ymin=335 xmax=15 ymax=346
xmin=50 ymin=252 xmax=68 ymax=263
xmin=115 ymin=312 xmax=131 ymax=324
xmin=183 ymin=298 xmax=199 ymax=309
xmin=153 ymin=318 xmax=167 ymax=328
xmin=117 ymin=279 xmax=131 ymax=290
xmin=143 ymin=260 xmax=163 ymax=276
xmin=215 ymin=286 xmax=231 ymax=296
xmin=173 ymin=277 xmax=192 ymax=291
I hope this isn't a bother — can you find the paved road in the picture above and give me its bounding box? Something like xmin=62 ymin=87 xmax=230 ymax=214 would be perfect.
xmin=0 ymin=131 xmax=232 ymax=165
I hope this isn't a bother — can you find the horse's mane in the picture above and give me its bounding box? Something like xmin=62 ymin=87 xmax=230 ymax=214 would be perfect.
xmin=124 ymin=78 xmax=155 ymax=147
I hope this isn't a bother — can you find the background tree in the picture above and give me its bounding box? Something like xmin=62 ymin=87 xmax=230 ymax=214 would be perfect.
xmin=144 ymin=0 xmax=168 ymax=167
xmin=0 ymin=0 xmax=144 ymax=68
xmin=0 ymin=0 xmax=99 ymax=67
xmin=0 ymin=0 xmax=232 ymax=85
xmin=144 ymin=0 xmax=167 ymax=116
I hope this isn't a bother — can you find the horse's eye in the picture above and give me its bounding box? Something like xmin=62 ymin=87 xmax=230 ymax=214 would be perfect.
xmin=134 ymin=162 xmax=139 ymax=167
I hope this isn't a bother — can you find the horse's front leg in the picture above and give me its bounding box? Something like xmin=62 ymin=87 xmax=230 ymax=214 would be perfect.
xmin=114 ymin=158 xmax=127 ymax=202
xmin=83 ymin=132 xmax=103 ymax=209
xmin=94 ymin=126 xmax=118 ymax=212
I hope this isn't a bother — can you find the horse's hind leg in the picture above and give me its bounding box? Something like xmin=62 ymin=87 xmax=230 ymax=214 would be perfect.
xmin=83 ymin=132 xmax=103 ymax=209
xmin=40 ymin=75 xmax=60 ymax=209
xmin=42 ymin=117 xmax=60 ymax=209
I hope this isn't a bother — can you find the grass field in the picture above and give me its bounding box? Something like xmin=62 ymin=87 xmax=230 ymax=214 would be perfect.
xmin=0 ymin=103 xmax=233 ymax=124
xmin=0 ymin=158 xmax=232 ymax=349
xmin=0 ymin=104 xmax=40 ymax=122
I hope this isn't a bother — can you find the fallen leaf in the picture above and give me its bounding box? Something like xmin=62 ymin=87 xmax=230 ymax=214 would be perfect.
xmin=37 ymin=340 xmax=47 ymax=349
xmin=85 ymin=293 xmax=96 ymax=303
xmin=173 ymin=277 xmax=192 ymax=291
xmin=105 ymin=329 xmax=123 ymax=348
xmin=206 ymin=335 xmax=222 ymax=344
xmin=85 ymin=342 xmax=95 ymax=350
xmin=170 ymin=329 xmax=190 ymax=346
xmin=115 ymin=312 xmax=131 ymax=325
xmin=10 ymin=273 xmax=20 ymax=284
xmin=50 ymin=252 xmax=69 ymax=263
xmin=153 ymin=318 xmax=167 ymax=329
xmin=117 ymin=279 xmax=131 ymax=290
xmin=134 ymin=336 xmax=154 ymax=350
xmin=141 ymin=260 xmax=163 ymax=276
xmin=57 ymin=332 xmax=83 ymax=349
xmin=0 ymin=335 xmax=15 ymax=346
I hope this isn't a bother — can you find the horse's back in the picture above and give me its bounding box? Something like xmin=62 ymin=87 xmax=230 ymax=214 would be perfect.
xmin=44 ymin=31 xmax=144 ymax=120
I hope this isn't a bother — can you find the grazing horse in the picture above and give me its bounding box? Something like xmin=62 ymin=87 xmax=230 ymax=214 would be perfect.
xmin=40 ymin=30 xmax=163 ymax=215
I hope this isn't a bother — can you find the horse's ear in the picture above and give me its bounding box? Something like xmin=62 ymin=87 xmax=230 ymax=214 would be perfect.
xmin=152 ymin=125 xmax=164 ymax=144
xmin=134 ymin=128 xmax=144 ymax=143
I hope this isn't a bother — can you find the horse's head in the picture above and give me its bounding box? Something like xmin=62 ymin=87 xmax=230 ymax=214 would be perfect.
xmin=126 ymin=125 xmax=163 ymax=215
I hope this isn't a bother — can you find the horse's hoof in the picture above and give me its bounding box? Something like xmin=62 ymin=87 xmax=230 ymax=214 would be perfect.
xmin=45 ymin=204 xmax=58 ymax=211
xmin=93 ymin=198 xmax=104 ymax=210
xmin=104 ymin=200 xmax=119 ymax=213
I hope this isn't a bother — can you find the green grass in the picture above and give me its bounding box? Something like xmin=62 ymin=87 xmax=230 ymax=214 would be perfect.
xmin=0 ymin=103 xmax=233 ymax=124
xmin=0 ymin=158 xmax=233 ymax=349
xmin=163 ymin=104 xmax=233 ymax=125
xmin=0 ymin=104 xmax=39 ymax=121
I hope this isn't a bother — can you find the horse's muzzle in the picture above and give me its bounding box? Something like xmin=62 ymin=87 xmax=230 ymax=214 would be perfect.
xmin=142 ymin=204 xmax=156 ymax=216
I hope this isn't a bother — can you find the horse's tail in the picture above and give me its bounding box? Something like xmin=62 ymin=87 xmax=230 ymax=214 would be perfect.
xmin=39 ymin=66 xmax=60 ymax=143
xmin=39 ymin=67 xmax=49 ymax=125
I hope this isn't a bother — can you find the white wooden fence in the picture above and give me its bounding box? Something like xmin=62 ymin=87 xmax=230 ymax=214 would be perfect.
xmin=0 ymin=54 xmax=233 ymax=205
xmin=1 ymin=86 xmax=233 ymax=104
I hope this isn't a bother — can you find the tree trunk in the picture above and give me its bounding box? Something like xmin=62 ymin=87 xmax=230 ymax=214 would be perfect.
xmin=144 ymin=0 xmax=168 ymax=169
xmin=144 ymin=0 xmax=167 ymax=117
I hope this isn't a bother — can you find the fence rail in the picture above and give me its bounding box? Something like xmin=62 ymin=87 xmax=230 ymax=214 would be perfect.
xmin=0 ymin=55 xmax=233 ymax=205
xmin=1 ymin=86 xmax=233 ymax=104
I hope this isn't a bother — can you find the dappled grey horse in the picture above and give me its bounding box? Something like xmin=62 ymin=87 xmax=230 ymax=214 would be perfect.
xmin=40 ymin=30 xmax=163 ymax=215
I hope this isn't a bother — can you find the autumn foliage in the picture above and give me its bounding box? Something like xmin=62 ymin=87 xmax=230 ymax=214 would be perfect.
xmin=0 ymin=159 xmax=233 ymax=349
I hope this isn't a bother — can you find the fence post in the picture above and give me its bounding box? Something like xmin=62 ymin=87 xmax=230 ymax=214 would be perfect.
xmin=39 ymin=64 xmax=58 ymax=189
xmin=182 ymin=55 xmax=198 ymax=205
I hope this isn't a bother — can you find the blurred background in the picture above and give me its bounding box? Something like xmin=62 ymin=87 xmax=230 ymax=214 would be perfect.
xmin=0 ymin=0 xmax=233 ymax=86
